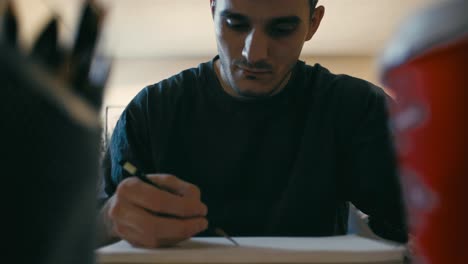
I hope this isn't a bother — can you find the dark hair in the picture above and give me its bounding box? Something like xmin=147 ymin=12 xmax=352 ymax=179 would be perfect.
xmin=309 ymin=0 xmax=319 ymax=18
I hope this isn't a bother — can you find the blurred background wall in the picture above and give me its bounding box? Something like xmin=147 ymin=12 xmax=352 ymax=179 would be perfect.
xmin=11 ymin=0 xmax=439 ymax=111
xmin=104 ymin=55 xmax=377 ymax=107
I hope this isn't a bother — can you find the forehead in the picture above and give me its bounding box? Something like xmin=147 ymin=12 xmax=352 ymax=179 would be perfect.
xmin=215 ymin=0 xmax=310 ymax=20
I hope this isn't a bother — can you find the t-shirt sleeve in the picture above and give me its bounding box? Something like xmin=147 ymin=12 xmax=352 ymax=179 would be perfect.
xmin=336 ymin=78 xmax=408 ymax=243
xmin=100 ymin=68 xmax=196 ymax=199
xmin=101 ymin=88 xmax=154 ymax=197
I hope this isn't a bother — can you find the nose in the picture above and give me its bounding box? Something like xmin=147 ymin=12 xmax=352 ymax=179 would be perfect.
xmin=242 ymin=28 xmax=269 ymax=64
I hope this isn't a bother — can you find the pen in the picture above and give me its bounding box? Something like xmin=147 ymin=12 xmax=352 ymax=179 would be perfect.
xmin=119 ymin=160 xmax=239 ymax=246
xmin=119 ymin=160 xmax=159 ymax=189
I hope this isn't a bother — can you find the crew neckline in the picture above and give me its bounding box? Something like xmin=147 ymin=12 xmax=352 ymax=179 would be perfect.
xmin=203 ymin=56 xmax=304 ymax=112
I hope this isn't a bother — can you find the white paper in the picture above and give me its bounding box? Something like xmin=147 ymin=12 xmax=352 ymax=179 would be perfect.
xmin=96 ymin=235 xmax=405 ymax=263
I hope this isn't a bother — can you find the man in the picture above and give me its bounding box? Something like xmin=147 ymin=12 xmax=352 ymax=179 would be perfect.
xmin=98 ymin=0 xmax=408 ymax=248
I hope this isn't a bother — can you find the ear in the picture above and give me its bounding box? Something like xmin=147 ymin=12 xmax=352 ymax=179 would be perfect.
xmin=210 ymin=0 xmax=216 ymax=18
xmin=305 ymin=5 xmax=325 ymax=41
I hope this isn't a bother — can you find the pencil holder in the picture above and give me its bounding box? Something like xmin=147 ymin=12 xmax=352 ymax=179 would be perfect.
xmin=1 ymin=1 xmax=111 ymax=263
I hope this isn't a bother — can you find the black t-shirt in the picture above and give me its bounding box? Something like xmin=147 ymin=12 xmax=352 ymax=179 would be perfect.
xmin=103 ymin=57 xmax=408 ymax=242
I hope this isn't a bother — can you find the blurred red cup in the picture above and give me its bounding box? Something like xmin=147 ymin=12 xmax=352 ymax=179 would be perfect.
xmin=379 ymin=1 xmax=468 ymax=263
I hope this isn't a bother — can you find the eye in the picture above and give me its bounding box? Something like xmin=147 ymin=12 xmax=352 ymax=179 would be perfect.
xmin=269 ymin=23 xmax=298 ymax=37
xmin=225 ymin=18 xmax=250 ymax=32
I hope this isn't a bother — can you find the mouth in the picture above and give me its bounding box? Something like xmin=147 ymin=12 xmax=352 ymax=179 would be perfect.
xmin=238 ymin=67 xmax=272 ymax=76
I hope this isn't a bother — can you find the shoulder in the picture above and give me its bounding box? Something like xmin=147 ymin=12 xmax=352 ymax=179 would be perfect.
xmin=333 ymin=73 xmax=389 ymax=112
xmin=126 ymin=61 xmax=212 ymax=114
xmin=302 ymin=63 xmax=390 ymax=111
xmin=307 ymin=63 xmax=386 ymax=99
xmin=299 ymin=63 xmax=392 ymax=139
xmin=142 ymin=61 xmax=209 ymax=101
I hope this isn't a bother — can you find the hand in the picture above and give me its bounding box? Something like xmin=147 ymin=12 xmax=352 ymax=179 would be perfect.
xmin=101 ymin=174 xmax=208 ymax=248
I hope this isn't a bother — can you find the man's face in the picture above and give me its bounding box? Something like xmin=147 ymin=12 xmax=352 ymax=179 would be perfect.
xmin=211 ymin=0 xmax=322 ymax=99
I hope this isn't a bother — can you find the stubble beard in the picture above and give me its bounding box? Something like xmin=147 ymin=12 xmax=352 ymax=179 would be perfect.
xmin=216 ymin=59 xmax=293 ymax=100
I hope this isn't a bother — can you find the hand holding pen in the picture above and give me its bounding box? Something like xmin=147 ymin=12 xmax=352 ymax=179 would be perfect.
xmin=100 ymin=161 xmax=209 ymax=248
xmin=120 ymin=161 xmax=239 ymax=246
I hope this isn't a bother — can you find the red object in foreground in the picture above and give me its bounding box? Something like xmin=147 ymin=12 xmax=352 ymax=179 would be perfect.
xmin=380 ymin=1 xmax=468 ymax=263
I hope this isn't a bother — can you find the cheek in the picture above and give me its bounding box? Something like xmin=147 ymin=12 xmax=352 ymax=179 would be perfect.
xmin=271 ymin=39 xmax=305 ymax=64
xmin=216 ymin=27 xmax=245 ymax=57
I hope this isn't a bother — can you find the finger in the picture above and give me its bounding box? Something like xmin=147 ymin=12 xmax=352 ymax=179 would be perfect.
xmin=113 ymin=223 xmax=146 ymax=247
xmin=147 ymin=174 xmax=202 ymax=199
xmin=109 ymin=197 xmax=156 ymax=234
xmin=154 ymin=237 xmax=191 ymax=248
xmin=149 ymin=215 xmax=208 ymax=241
xmin=117 ymin=178 xmax=207 ymax=218
xmin=110 ymin=203 xmax=208 ymax=248
xmin=114 ymin=223 xmax=169 ymax=249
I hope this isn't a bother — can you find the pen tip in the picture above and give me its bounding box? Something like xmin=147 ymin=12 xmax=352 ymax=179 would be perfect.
xmin=213 ymin=228 xmax=239 ymax=246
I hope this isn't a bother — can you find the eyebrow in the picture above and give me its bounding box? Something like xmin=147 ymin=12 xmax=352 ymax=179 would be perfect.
xmin=270 ymin=16 xmax=302 ymax=25
xmin=220 ymin=10 xmax=302 ymax=24
xmin=220 ymin=10 xmax=249 ymax=21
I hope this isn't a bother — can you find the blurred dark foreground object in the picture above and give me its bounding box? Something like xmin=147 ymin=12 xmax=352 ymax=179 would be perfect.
xmin=0 ymin=1 xmax=110 ymax=263
xmin=379 ymin=0 xmax=468 ymax=263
